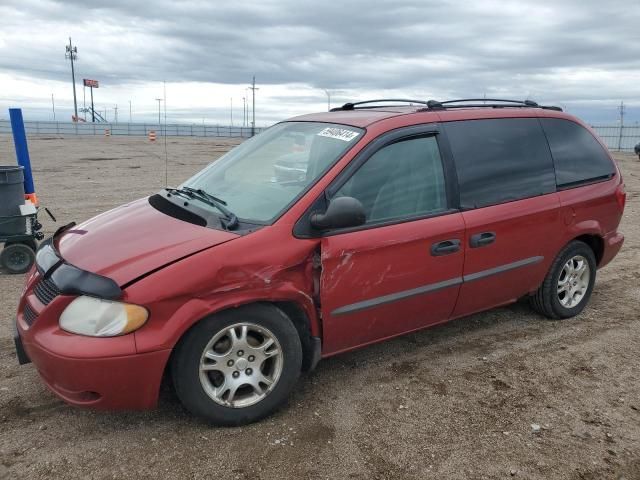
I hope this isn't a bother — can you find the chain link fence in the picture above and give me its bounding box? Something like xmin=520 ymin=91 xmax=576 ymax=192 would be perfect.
xmin=0 ymin=120 xmax=263 ymax=138
xmin=590 ymin=125 xmax=640 ymax=152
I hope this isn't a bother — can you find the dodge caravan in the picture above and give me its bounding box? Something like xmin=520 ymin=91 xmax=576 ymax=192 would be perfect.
xmin=14 ymin=98 xmax=626 ymax=425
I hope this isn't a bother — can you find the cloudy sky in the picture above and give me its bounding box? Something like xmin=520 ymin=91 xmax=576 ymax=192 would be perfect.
xmin=1 ymin=0 xmax=639 ymax=125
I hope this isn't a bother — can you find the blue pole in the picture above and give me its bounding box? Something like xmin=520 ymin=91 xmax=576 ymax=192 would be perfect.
xmin=9 ymin=108 xmax=35 ymax=195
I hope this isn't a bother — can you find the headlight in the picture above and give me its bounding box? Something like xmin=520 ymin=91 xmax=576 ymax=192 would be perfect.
xmin=60 ymin=296 xmax=148 ymax=337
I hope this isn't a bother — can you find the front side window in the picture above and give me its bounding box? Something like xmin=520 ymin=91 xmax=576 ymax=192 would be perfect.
xmin=445 ymin=118 xmax=556 ymax=209
xmin=332 ymin=135 xmax=447 ymax=224
xmin=540 ymin=118 xmax=615 ymax=187
xmin=183 ymin=122 xmax=363 ymax=223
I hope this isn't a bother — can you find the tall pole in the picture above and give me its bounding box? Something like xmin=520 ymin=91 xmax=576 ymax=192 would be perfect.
xmin=323 ymin=89 xmax=331 ymax=111
xmin=114 ymin=104 xmax=118 ymax=123
xmin=83 ymin=85 xmax=86 ymax=120
xmin=155 ymin=98 xmax=162 ymax=124
xmin=90 ymin=86 xmax=95 ymax=122
xmin=51 ymin=93 xmax=56 ymax=120
xmin=129 ymin=100 xmax=132 ymax=123
xmin=249 ymin=76 xmax=259 ymax=136
xmin=242 ymin=97 xmax=246 ymax=127
xmin=230 ymin=97 xmax=233 ymax=126
xmin=65 ymin=37 xmax=78 ymax=121
xmin=617 ymin=101 xmax=625 ymax=151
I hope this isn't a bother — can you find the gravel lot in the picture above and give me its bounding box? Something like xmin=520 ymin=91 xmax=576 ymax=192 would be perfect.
xmin=0 ymin=135 xmax=638 ymax=480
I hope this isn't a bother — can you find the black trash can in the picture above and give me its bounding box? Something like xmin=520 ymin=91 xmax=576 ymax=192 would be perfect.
xmin=0 ymin=166 xmax=26 ymax=236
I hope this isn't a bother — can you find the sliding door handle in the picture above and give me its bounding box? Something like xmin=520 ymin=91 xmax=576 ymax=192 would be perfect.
xmin=431 ymin=239 xmax=461 ymax=256
xmin=470 ymin=232 xmax=496 ymax=248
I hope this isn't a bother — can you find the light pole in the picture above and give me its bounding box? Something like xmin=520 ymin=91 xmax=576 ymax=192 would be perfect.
xmin=249 ymin=76 xmax=259 ymax=136
xmin=155 ymin=98 xmax=163 ymax=124
xmin=242 ymin=97 xmax=246 ymax=127
xmin=114 ymin=105 xmax=118 ymax=123
xmin=65 ymin=37 xmax=78 ymax=121
xmin=129 ymin=100 xmax=132 ymax=123
xmin=51 ymin=94 xmax=56 ymax=120
xmin=230 ymin=97 xmax=233 ymax=126
xmin=323 ymin=89 xmax=331 ymax=111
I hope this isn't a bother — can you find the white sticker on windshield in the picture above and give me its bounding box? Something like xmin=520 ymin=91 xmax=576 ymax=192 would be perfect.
xmin=317 ymin=127 xmax=360 ymax=142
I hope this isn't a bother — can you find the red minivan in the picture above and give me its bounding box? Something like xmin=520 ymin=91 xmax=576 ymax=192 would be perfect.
xmin=14 ymin=99 xmax=626 ymax=425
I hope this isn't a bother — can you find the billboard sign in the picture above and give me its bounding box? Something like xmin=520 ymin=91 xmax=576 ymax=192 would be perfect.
xmin=83 ymin=79 xmax=99 ymax=88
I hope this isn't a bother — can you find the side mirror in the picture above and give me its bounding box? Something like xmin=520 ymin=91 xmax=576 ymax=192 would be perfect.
xmin=310 ymin=196 xmax=366 ymax=230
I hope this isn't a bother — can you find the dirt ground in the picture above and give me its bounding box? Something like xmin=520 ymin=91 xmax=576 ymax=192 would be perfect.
xmin=0 ymin=135 xmax=638 ymax=480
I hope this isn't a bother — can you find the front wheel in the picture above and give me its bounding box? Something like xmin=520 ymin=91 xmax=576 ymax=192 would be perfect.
xmin=171 ymin=304 xmax=302 ymax=426
xmin=530 ymin=240 xmax=597 ymax=319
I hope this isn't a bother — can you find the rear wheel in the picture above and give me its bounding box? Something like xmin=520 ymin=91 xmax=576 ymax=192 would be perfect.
xmin=171 ymin=304 xmax=302 ymax=426
xmin=530 ymin=241 xmax=596 ymax=319
xmin=0 ymin=243 xmax=36 ymax=274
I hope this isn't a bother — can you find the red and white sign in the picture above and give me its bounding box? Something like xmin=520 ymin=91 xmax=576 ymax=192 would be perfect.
xmin=83 ymin=79 xmax=99 ymax=88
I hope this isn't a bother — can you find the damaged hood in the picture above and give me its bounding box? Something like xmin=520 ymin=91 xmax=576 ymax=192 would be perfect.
xmin=56 ymin=198 xmax=238 ymax=285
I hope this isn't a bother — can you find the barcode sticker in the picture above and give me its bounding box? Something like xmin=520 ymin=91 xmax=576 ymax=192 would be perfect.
xmin=317 ymin=127 xmax=360 ymax=142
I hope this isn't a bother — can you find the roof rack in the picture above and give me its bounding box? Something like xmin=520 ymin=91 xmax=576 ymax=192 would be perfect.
xmin=331 ymin=98 xmax=563 ymax=112
xmin=422 ymin=98 xmax=563 ymax=111
xmin=330 ymin=99 xmax=431 ymax=111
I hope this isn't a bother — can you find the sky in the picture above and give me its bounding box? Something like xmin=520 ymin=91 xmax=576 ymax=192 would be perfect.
xmin=0 ymin=0 xmax=639 ymax=126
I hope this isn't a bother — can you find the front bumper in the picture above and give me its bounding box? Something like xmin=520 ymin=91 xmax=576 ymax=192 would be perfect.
xmin=23 ymin=337 xmax=171 ymax=410
xmin=14 ymin=321 xmax=30 ymax=365
xmin=15 ymin=270 xmax=171 ymax=410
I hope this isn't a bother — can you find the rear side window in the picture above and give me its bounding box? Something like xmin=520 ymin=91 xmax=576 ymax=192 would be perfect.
xmin=445 ymin=118 xmax=556 ymax=209
xmin=540 ymin=118 xmax=615 ymax=187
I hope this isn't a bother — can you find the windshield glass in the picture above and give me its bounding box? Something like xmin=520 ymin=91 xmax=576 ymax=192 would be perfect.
xmin=182 ymin=122 xmax=364 ymax=223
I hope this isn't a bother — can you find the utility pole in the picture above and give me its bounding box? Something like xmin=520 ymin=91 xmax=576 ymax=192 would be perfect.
xmin=129 ymin=100 xmax=132 ymax=123
xmin=242 ymin=97 xmax=246 ymax=126
xmin=51 ymin=94 xmax=56 ymax=120
xmin=618 ymin=101 xmax=625 ymax=151
xmin=114 ymin=104 xmax=118 ymax=123
xmin=155 ymin=98 xmax=163 ymax=124
xmin=249 ymin=76 xmax=259 ymax=136
xmin=65 ymin=37 xmax=78 ymax=121
xmin=323 ymin=89 xmax=331 ymax=111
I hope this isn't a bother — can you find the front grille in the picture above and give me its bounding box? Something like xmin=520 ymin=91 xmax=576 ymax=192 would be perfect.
xmin=33 ymin=276 xmax=60 ymax=306
xmin=23 ymin=303 xmax=38 ymax=326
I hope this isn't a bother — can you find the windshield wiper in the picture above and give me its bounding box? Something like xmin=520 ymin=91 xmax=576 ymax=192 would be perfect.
xmin=165 ymin=187 xmax=239 ymax=230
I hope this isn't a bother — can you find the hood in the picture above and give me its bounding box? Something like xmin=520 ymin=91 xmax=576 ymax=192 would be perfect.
xmin=56 ymin=197 xmax=238 ymax=285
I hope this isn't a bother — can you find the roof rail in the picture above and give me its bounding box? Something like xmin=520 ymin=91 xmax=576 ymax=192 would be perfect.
xmin=330 ymin=99 xmax=431 ymax=111
xmin=330 ymin=98 xmax=563 ymax=112
xmin=424 ymin=98 xmax=563 ymax=111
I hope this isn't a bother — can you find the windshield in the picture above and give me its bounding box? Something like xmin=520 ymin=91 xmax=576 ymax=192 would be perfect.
xmin=182 ymin=122 xmax=364 ymax=223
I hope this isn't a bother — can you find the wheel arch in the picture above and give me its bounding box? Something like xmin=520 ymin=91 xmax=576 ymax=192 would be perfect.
xmin=160 ymin=299 xmax=321 ymax=400
xmin=572 ymin=233 xmax=604 ymax=266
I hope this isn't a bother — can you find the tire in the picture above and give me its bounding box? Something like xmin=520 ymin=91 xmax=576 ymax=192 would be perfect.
xmin=5 ymin=239 xmax=38 ymax=252
xmin=0 ymin=243 xmax=36 ymax=274
xmin=171 ymin=304 xmax=302 ymax=426
xmin=530 ymin=240 xmax=597 ymax=319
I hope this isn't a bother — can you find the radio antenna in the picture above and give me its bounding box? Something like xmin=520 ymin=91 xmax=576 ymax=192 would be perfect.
xmin=163 ymin=80 xmax=168 ymax=186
